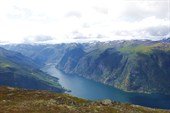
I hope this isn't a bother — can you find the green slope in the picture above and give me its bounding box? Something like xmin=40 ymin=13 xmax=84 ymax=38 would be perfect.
xmin=0 ymin=86 xmax=169 ymax=113
xmin=0 ymin=47 xmax=65 ymax=93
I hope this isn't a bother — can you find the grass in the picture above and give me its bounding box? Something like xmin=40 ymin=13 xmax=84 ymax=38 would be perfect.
xmin=0 ymin=55 xmax=65 ymax=92
xmin=119 ymin=43 xmax=170 ymax=54
xmin=86 ymin=45 xmax=113 ymax=60
xmin=0 ymin=86 xmax=169 ymax=113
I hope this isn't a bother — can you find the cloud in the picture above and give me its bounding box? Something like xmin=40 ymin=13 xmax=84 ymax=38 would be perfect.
xmin=146 ymin=25 xmax=170 ymax=36
xmin=82 ymin=23 xmax=90 ymax=28
xmin=113 ymin=24 xmax=170 ymax=40
xmin=6 ymin=5 xmax=56 ymax=23
xmin=71 ymin=31 xmax=88 ymax=39
xmin=65 ymin=11 xmax=82 ymax=18
xmin=93 ymin=6 xmax=108 ymax=14
xmin=23 ymin=35 xmax=54 ymax=43
xmin=96 ymin=34 xmax=106 ymax=38
xmin=34 ymin=35 xmax=54 ymax=41
xmin=72 ymin=30 xmax=82 ymax=36
xmin=120 ymin=1 xmax=169 ymax=21
xmin=0 ymin=40 xmax=9 ymax=44
xmin=6 ymin=6 xmax=32 ymax=20
xmin=0 ymin=0 xmax=169 ymax=43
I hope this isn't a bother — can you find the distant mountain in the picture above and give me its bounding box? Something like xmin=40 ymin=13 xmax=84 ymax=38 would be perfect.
xmin=2 ymin=39 xmax=170 ymax=94
xmin=0 ymin=47 xmax=65 ymax=93
xmin=0 ymin=86 xmax=169 ymax=113
xmin=161 ymin=38 xmax=170 ymax=43
xmin=1 ymin=44 xmax=78 ymax=66
xmin=57 ymin=46 xmax=85 ymax=72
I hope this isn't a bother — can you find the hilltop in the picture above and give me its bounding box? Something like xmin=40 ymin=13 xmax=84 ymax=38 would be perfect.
xmin=0 ymin=86 xmax=169 ymax=113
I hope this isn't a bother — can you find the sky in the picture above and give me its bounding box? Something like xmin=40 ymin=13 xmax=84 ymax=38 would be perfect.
xmin=0 ymin=0 xmax=170 ymax=43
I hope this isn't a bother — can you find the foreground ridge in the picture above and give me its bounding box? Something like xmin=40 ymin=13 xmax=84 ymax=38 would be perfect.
xmin=0 ymin=86 xmax=169 ymax=113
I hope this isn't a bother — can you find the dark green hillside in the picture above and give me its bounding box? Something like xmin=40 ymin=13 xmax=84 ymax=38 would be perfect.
xmin=0 ymin=47 xmax=65 ymax=93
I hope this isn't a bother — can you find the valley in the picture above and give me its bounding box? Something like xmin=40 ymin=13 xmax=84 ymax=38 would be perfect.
xmin=43 ymin=64 xmax=170 ymax=109
xmin=1 ymin=0 xmax=169 ymax=112
xmin=3 ymin=39 xmax=170 ymax=95
xmin=1 ymin=38 xmax=170 ymax=110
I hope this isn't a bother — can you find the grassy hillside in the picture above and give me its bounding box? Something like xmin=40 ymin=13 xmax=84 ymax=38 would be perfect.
xmin=120 ymin=43 xmax=170 ymax=54
xmin=0 ymin=47 xmax=65 ymax=93
xmin=0 ymin=86 xmax=169 ymax=113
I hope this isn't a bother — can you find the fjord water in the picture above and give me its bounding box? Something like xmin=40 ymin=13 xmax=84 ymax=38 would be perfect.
xmin=42 ymin=65 xmax=170 ymax=109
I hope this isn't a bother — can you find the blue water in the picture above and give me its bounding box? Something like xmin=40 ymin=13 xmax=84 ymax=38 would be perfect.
xmin=43 ymin=65 xmax=170 ymax=109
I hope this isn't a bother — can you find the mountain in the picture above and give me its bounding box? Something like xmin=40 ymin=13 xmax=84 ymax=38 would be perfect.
xmin=2 ymin=39 xmax=170 ymax=94
xmin=57 ymin=46 xmax=85 ymax=72
xmin=0 ymin=86 xmax=169 ymax=113
xmin=56 ymin=41 xmax=170 ymax=94
xmin=1 ymin=44 xmax=78 ymax=66
xmin=0 ymin=47 xmax=65 ymax=93
xmin=161 ymin=38 xmax=170 ymax=43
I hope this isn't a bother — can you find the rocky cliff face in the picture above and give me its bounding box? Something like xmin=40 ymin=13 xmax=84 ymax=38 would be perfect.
xmin=56 ymin=42 xmax=170 ymax=94
xmin=57 ymin=47 xmax=85 ymax=73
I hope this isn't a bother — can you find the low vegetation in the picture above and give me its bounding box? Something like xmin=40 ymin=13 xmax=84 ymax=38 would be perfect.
xmin=0 ymin=86 xmax=169 ymax=113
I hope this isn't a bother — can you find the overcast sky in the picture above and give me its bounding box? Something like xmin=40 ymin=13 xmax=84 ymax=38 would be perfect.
xmin=0 ymin=0 xmax=169 ymax=43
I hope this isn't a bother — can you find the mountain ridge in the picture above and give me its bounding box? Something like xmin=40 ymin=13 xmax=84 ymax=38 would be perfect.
xmin=0 ymin=47 xmax=65 ymax=93
xmin=1 ymin=39 xmax=170 ymax=94
xmin=56 ymin=41 xmax=170 ymax=95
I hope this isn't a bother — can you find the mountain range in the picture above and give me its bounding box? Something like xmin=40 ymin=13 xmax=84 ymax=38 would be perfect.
xmin=1 ymin=38 xmax=170 ymax=95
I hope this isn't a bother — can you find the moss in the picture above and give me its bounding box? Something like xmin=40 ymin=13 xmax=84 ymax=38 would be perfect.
xmin=0 ymin=86 xmax=169 ymax=113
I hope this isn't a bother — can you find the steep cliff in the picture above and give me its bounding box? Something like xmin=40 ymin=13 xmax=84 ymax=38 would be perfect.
xmin=57 ymin=42 xmax=170 ymax=94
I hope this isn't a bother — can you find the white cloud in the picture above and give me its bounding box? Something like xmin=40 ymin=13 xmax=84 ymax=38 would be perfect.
xmin=120 ymin=0 xmax=169 ymax=21
xmin=93 ymin=6 xmax=108 ymax=15
xmin=0 ymin=0 xmax=169 ymax=43
xmin=65 ymin=11 xmax=82 ymax=18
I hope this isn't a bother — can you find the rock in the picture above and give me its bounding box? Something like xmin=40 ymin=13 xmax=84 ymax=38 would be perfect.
xmin=7 ymin=87 xmax=15 ymax=91
xmin=101 ymin=99 xmax=113 ymax=106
